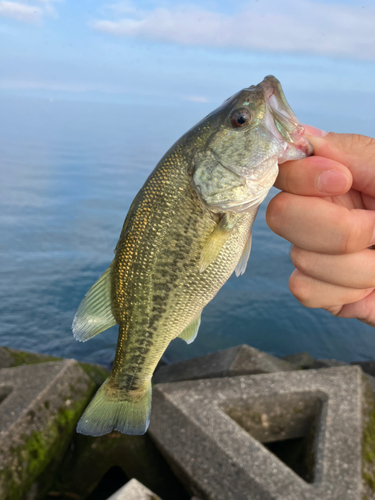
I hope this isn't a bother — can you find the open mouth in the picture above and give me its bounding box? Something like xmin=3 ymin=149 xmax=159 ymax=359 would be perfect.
xmin=261 ymin=76 xmax=313 ymax=159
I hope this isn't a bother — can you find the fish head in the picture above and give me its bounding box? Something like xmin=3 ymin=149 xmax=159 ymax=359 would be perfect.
xmin=201 ymin=75 xmax=313 ymax=182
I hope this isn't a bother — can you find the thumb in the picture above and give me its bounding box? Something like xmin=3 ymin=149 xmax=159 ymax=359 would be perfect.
xmin=304 ymin=126 xmax=375 ymax=197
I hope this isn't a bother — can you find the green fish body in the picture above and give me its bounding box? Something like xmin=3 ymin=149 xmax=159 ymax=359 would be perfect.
xmin=72 ymin=76 xmax=312 ymax=436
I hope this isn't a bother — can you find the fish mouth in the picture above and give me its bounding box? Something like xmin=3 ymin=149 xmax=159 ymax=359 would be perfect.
xmin=260 ymin=75 xmax=313 ymax=159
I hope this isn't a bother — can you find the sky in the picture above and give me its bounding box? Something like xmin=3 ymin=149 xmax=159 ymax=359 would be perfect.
xmin=0 ymin=0 xmax=375 ymax=111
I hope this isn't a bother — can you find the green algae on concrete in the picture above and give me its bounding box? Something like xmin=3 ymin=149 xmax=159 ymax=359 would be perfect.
xmin=361 ymin=374 xmax=375 ymax=498
xmin=0 ymin=346 xmax=60 ymax=368
xmin=0 ymin=359 xmax=107 ymax=500
xmin=0 ymin=345 xmax=109 ymax=385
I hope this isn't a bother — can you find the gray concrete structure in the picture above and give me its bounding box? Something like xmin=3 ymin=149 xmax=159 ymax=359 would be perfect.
xmin=0 ymin=360 xmax=96 ymax=499
xmin=310 ymin=359 xmax=348 ymax=369
xmin=153 ymin=344 xmax=295 ymax=384
xmin=281 ymin=352 xmax=315 ymax=369
xmin=107 ymin=478 xmax=161 ymax=500
xmin=149 ymin=366 xmax=364 ymax=500
xmin=352 ymin=360 xmax=375 ymax=377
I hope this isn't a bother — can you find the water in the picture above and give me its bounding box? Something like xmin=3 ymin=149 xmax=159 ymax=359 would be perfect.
xmin=1 ymin=93 xmax=375 ymax=367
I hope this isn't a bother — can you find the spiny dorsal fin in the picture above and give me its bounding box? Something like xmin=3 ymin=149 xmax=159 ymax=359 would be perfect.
xmin=72 ymin=264 xmax=117 ymax=342
xmin=235 ymin=231 xmax=252 ymax=277
xmin=178 ymin=314 xmax=201 ymax=344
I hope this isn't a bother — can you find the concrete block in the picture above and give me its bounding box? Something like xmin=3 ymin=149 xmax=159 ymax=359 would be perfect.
xmin=107 ymin=478 xmax=161 ymax=500
xmin=149 ymin=367 xmax=365 ymax=500
xmin=153 ymin=345 xmax=296 ymax=384
xmin=0 ymin=346 xmax=60 ymax=369
xmin=310 ymin=359 xmax=348 ymax=369
xmin=50 ymin=431 xmax=189 ymax=500
xmin=351 ymin=360 xmax=375 ymax=377
xmin=281 ymin=352 xmax=315 ymax=369
xmin=0 ymin=345 xmax=109 ymax=387
xmin=0 ymin=360 xmax=97 ymax=500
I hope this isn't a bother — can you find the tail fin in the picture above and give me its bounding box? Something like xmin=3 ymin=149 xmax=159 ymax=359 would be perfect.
xmin=76 ymin=378 xmax=152 ymax=436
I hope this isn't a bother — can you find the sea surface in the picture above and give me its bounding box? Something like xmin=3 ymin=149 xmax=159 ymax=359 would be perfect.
xmin=1 ymin=92 xmax=375 ymax=367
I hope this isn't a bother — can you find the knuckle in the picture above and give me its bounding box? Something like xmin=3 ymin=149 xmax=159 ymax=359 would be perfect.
xmin=290 ymin=246 xmax=310 ymax=274
xmin=289 ymin=271 xmax=312 ymax=306
xmin=266 ymin=193 xmax=288 ymax=232
xmin=342 ymin=216 xmax=362 ymax=254
xmin=349 ymin=134 xmax=375 ymax=152
xmin=336 ymin=133 xmax=375 ymax=168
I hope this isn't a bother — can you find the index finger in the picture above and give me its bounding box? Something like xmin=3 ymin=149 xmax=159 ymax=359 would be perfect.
xmin=306 ymin=131 xmax=375 ymax=197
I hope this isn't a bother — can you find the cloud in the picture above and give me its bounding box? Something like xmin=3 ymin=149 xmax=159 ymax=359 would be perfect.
xmin=0 ymin=79 xmax=125 ymax=93
xmin=91 ymin=0 xmax=375 ymax=60
xmin=183 ymin=95 xmax=209 ymax=103
xmin=0 ymin=0 xmax=58 ymax=23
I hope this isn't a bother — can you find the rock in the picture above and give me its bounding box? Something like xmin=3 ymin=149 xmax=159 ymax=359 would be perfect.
xmin=0 ymin=360 xmax=100 ymax=500
xmin=351 ymin=360 xmax=375 ymax=377
xmin=149 ymin=366 xmax=367 ymax=500
xmin=107 ymin=478 xmax=161 ymax=499
xmin=281 ymin=352 xmax=315 ymax=369
xmin=310 ymin=359 xmax=348 ymax=369
xmin=153 ymin=345 xmax=296 ymax=384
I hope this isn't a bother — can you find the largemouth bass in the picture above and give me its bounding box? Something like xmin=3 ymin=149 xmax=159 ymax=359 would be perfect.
xmin=73 ymin=76 xmax=312 ymax=436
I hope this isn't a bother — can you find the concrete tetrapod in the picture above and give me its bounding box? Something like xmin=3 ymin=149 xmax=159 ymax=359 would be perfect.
xmin=107 ymin=478 xmax=161 ymax=500
xmin=149 ymin=366 xmax=368 ymax=500
xmin=154 ymin=344 xmax=296 ymax=384
xmin=0 ymin=360 xmax=96 ymax=500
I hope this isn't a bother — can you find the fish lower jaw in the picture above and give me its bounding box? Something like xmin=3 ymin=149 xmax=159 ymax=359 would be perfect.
xmin=278 ymin=137 xmax=313 ymax=163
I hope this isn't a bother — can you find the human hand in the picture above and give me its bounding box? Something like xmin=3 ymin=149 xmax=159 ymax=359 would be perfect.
xmin=266 ymin=128 xmax=375 ymax=326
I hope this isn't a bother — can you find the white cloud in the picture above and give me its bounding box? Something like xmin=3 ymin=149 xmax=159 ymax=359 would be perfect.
xmin=0 ymin=1 xmax=43 ymax=22
xmin=183 ymin=95 xmax=209 ymax=103
xmin=91 ymin=0 xmax=375 ymax=60
xmin=0 ymin=79 xmax=125 ymax=93
xmin=0 ymin=0 xmax=58 ymax=23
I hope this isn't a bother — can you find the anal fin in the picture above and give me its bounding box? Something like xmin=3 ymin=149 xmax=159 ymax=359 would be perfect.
xmin=178 ymin=314 xmax=201 ymax=344
xmin=72 ymin=264 xmax=117 ymax=342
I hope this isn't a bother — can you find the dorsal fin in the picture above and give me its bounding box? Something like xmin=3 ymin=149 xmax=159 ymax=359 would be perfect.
xmin=72 ymin=264 xmax=117 ymax=342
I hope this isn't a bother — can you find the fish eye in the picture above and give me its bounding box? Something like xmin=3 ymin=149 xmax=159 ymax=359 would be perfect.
xmin=230 ymin=108 xmax=252 ymax=128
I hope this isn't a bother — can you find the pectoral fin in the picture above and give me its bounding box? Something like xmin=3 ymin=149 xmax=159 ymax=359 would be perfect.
xmin=178 ymin=314 xmax=201 ymax=344
xmin=72 ymin=263 xmax=117 ymax=342
xmin=200 ymin=224 xmax=233 ymax=272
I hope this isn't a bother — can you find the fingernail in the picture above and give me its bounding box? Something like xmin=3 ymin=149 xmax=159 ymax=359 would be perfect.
xmin=302 ymin=124 xmax=328 ymax=137
xmin=318 ymin=170 xmax=349 ymax=194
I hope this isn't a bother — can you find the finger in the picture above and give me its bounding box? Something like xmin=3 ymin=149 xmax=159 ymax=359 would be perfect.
xmin=288 ymin=269 xmax=374 ymax=309
xmin=266 ymin=192 xmax=375 ymax=254
xmin=337 ymin=290 xmax=375 ymax=326
xmin=290 ymin=247 xmax=375 ymax=289
xmin=275 ymin=156 xmax=352 ymax=196
xmin=304 ymin=130 xmax=375 ymax=197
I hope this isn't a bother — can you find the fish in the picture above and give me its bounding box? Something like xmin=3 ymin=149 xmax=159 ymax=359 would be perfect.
xmin=72 ymin=75 xmax=313 ymax=437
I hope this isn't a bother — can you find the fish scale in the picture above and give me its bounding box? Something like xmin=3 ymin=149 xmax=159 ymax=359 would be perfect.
xmin=73 ymin=76 xmax=312 ymax=436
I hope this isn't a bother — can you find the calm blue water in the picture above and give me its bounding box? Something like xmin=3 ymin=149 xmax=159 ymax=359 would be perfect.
xmin=1 ymin=92 xmax=375 ymax=366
